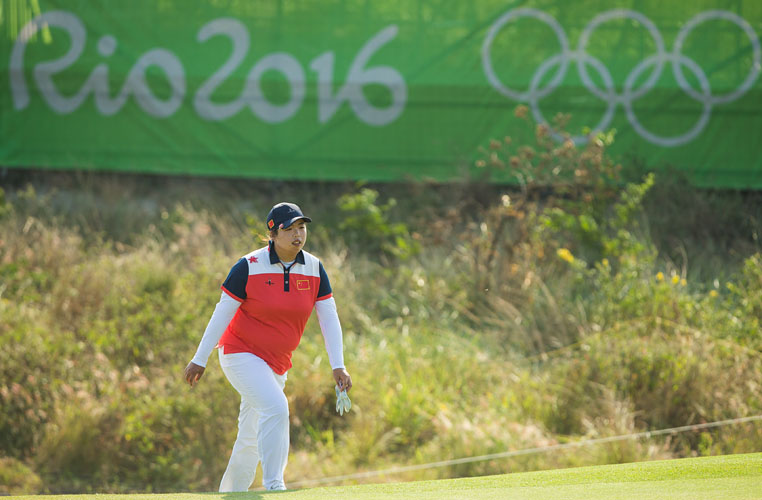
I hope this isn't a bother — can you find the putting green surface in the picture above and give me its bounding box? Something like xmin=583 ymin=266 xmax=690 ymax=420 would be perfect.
xmin=13 ymin=452 xmax=762 ymax=500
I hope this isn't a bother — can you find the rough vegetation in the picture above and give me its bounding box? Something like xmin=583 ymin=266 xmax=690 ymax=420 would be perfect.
xmin=1 ymin=112 xmax=762 ymax=494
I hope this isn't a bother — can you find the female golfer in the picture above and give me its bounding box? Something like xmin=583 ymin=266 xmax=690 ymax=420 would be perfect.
xmin=184 ymin=202 xmax=352 ymax=492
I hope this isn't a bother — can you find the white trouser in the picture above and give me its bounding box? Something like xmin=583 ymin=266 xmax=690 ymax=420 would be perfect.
xmin=218 ymin=349 xmax=289 ymax=492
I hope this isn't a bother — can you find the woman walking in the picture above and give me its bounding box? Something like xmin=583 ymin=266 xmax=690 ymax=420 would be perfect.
xmin=184 ymin=202 xmax=352 ymax=492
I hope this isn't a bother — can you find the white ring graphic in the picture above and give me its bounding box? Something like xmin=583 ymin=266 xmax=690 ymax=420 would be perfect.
xmin=672 ymin=10 xmax=762 ymax=105
xmin=624 ymin=54 xmax=712 ymax=147
xmin=482 ymin=8 xmax=570 ymax=102
xmin=530 ymin=53 xmax=617 ymax=145
xmin=482 ymin=8 xmax=762 ymax=147
xmin=576 ymin=10 xmax=666 ymax=102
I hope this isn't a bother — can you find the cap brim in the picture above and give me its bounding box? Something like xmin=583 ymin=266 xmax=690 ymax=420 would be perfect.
xmin=280 ymin=216 xmax=312 ymax=229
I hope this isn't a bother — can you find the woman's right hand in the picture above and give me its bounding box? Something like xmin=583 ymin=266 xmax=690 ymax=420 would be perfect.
xmin=184 ymin=362 xmax=205 ymax=387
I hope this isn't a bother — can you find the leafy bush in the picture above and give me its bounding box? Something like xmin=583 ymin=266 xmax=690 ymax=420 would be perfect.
xmin=337 ymin=187 xmax=420 ymax=261
xmin=0 ymin=319 xmax=67 ymax=460
xmin=0 ymin=456 xmax=42 ymax=495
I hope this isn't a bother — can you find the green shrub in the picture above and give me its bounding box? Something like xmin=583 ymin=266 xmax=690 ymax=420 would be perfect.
xmin=0 ymin=456 xmax=42 ymax=495
xmin=0 ymin=320 xmax=69 ymax=459
xmin=337 ymin=187 xmax=420 ymax=261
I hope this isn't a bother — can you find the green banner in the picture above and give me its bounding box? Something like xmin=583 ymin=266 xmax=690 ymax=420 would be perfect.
xmin=1 ymin=1 xmax=761 ymax=187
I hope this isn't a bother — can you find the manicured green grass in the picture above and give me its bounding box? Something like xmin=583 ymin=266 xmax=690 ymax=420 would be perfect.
xmin=13 ymin=453 xmax=761 ymax=500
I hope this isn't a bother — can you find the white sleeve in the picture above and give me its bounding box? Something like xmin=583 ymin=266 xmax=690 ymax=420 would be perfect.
xmin=190 ymin=291 xmax=241 ymax=367
xmin=314 ymin=297 xmax=345 ymax=370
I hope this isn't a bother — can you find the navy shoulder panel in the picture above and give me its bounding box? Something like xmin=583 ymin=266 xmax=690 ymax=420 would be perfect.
xmin=222 ymin=258 xmax=249 ymax=300
xmin=317 ymin=261 xmax=333 ymax=299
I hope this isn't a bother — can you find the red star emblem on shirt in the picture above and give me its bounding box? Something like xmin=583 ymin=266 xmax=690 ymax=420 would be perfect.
xmin=248 ymin=255 xmax=258 ymax=263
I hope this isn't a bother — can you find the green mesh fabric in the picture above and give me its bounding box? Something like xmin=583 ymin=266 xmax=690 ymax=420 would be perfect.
xmin=1 ymin=0 xmax=760 ymax=187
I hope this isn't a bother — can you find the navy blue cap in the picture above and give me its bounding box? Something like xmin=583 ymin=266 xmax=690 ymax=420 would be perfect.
xmin=266 ymin=202 xmax=312 ymax=231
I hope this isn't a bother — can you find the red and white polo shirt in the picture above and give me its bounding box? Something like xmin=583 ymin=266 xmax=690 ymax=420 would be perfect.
xmin=217 ymin=241 xmax=333 ymax=374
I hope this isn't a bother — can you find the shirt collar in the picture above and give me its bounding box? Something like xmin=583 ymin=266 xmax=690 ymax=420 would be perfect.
xmin=268 ymin=240 xmax=305 ymax=265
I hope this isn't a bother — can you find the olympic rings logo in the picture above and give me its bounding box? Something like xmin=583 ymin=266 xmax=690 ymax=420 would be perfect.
xmin=481 ymin=9 xmax=762 ymax=147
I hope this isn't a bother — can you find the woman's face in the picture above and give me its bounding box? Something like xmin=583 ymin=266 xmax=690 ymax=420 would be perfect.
xmin=272 ymin=219 xmax=308 ymax=260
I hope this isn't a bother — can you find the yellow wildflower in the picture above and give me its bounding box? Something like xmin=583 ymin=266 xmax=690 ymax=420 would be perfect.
xmin=681 ymin=278 xmax=687 ymax=286
xmin=671 ymin=274 xmax=680 ymax=285
xmin=557 ymin=248 xmax=575 ymax=264
xmin=656 ymin=272 xmax=664 ymax=282
xmin=709 ymin=290 xmax=719 ymax=298
xmin=601 ymin=258 xmax=609 ymax=268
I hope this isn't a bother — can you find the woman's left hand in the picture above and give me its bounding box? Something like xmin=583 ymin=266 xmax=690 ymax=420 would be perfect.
xmin=333 ymin=368 xmax=352 ymax=392
xmin=184 ymin=361 xmax=205 ymax=387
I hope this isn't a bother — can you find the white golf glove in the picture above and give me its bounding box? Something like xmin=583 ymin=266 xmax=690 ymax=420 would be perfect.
xmin=335 ymin=385 xmax=351 ymax=416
